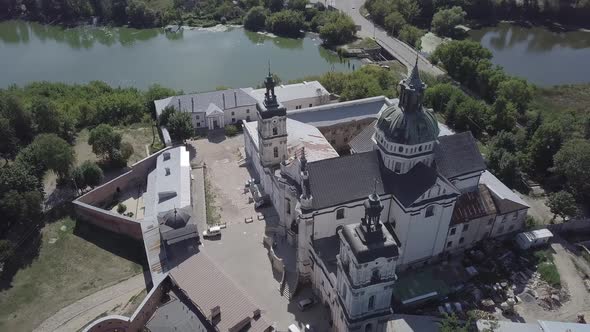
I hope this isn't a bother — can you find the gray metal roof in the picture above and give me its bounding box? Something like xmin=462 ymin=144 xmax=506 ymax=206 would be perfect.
xmin=287 ymin=96 xmax=390 ymax=128
xmin=170 ymin=252 xmax=272 ymax=332
xmin=376 ymin=103 xmax=440 ymax=145
xmin=480 ymin=170 xmax=529 ymax=214
xmin=341 ymin=223 xmax=399 ymax=264
xmin=349 ymin=120 xmax=377 ymax=153
xmin=307 ymin=151 xmax=446 ymax=210
xmin=145 ymin=287 xmax=211 ymax=332
xmin=434 ymin=132 xmax=486 ymax=179
xmin=250 ymin=81 xmax=329 ymax=103
xmin=154 ymin=88 xmax=258 ymax=116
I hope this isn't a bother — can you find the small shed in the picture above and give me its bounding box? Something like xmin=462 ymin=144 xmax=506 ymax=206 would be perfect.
xmin=516 ymin=229 xmax=553 ymax=250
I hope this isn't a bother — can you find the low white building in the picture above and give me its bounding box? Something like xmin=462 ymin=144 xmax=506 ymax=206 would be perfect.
xmin=248 ymin=80 xmax=331 ymax=111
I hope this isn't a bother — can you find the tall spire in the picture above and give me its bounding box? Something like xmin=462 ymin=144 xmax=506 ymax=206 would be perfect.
xmin=407 ymin=54 xmax=423 ymax=89
xmin=263 ymin=62 xmax=279 ymax=108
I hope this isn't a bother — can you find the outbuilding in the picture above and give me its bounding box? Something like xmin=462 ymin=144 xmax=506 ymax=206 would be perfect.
xmin=515 ymin=229 xmax=553 ymax=250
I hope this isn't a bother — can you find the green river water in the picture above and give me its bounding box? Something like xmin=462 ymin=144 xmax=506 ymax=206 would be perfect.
xmin=0 ymin=20 xmax=360 ymax=91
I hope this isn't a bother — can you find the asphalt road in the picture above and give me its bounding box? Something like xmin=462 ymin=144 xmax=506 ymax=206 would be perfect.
xmin=329 ymin=0 xmax=445 ymax=77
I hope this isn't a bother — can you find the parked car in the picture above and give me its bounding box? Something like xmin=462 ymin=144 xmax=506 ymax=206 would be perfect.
xmin=202 ymin=226 xmax=221 ymax=238
xmin=297 ymin=298 xmax=314 ymax=311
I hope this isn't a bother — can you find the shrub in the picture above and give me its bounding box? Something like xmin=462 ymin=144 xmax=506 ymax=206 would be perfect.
xmin=225 ymin=125 xmax=238 ymax=136
xmin=266 ymin=10 xmax=304 ymax=37
xmin=117 ymin=203 xmax=127 ymax=214
xmin=244 ymin=6 xmax=268 ymax=31
xmin=319 ymin=12 xmax=357 ymax=45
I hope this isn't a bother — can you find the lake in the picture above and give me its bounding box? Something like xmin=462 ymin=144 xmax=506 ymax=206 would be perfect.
xmin=0 ymin=20 xmax=360 ymax=91
xmin=469 ymin=22 xmax=590 ymax=86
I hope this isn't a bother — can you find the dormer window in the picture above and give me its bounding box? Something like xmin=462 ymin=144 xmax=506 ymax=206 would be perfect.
xmin=165 ymin=167 xmax=170 ymax=176
xmin=163 ymin=152 xmax=170 ymax=161
xmin=272 ymin=127 xmax=278 ymax=136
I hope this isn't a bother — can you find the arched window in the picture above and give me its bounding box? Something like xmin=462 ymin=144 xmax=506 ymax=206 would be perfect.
xmin=425 ymin=205 xmax=435 ymax=217
xmin=273 ymin=147 xmax=278 ymax=158
xmin=368 ymin=296 xmax=375 ymax=310
xmin=371 ymin=268 xmax=380 ymax=282
xmin=272 ymin=127 xmax=278 ymax=136
xmin=365 ymin=323 xmax=373 ymax=332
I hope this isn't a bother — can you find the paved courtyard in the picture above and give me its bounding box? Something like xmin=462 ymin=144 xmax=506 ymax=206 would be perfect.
xmin=188 ymin=134 xmax=330 ymax=331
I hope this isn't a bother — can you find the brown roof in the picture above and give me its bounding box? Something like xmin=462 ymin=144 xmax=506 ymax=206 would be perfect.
xmin=451 ymin=185 xmax=497 ymax=225
xmin=170 ymin=253 xmax=273 ymax=332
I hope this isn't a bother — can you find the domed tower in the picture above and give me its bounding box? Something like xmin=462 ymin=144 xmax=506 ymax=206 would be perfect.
xmin=373 ymin=58 xmax=439 ymax=174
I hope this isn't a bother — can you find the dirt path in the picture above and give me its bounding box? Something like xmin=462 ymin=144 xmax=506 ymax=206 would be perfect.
xmin=550 ymin=242 xmax=590 ymax=321
xmin=33 ymin=274 xmax=146 ymax=332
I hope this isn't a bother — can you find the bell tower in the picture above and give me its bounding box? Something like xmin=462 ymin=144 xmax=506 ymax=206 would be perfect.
xmin=256 ymin=66 xmax=288 ymax=167
xmin=335 ymin=187 xmax=400 ymax=332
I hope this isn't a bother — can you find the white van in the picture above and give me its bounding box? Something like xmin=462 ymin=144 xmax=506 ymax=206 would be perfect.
xmin=202 ymin=226 xmax=221 ymax=238
xmin=288 ymin=324 xmax=301 ymax=332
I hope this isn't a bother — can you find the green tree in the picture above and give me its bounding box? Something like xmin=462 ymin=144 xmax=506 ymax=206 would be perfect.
xmin=398 ymin=25 xmax=423 ymax=49
xmin=393 ymin=0 xmax=420 ymax=23
xmin=528 ymin=121 xmax=563 ymax=175
xmin=0 ymin=240 xmax=14 ymax=261
xmin=145 ymin=84 xmax=176 ymax=116
xmin=547 ymin=190 xmax=577 ymax=221
xmin=31 ymin=97 xmax=62 ymax=135
xmin=0 ymin=93 xmax=34 ymax=144
xmin=384 ymin=11 xmax=406 ymax=36
xmin=496 ymin=78 xmax=533 ymax=114
xmin=244 ymin=6 xmax=268 ymax=31
xmin=266 ymin=0 xmax=283 ymax=12
xmin=0 ymin=116 xmax=18 ymax=161
xmin=319 ymin=12 xmax=357 ymax=45
xmin=168 ymin=112 xmax=193 ymax=141
xmin=424 ymin=83 xmax=462 ymax=113
xmin=431 ymin=6 xmax=465 ymax=37
xmin=554 ymin=139 xmax=590 ymax=200
xmin=159 ymin=106 xmax=177 ymax=126
xmin=16 ymin=134 xmax=75 ymax=179
xmin=88 ymin=124 xmax=122 ymax=162
xmin=74 ymin=160 xmax=104 ymax=190
xmin=431 ymin=40 xmax=493 ymax=87
xmin=287 ymin=0 xmax=307 ymax=10
xmin=488 ymin=97 xmax=517 ymax=134
xmin=266 ymin=10 xmax=304 ymax=37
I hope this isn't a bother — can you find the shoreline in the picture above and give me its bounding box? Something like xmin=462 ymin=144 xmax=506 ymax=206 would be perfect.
xmin=466 ymin=19 xmax=590 ymax=33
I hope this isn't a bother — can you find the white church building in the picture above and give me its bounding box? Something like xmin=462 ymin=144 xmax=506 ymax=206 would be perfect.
xmin=243 ymin=64 xmax=529 ymax=331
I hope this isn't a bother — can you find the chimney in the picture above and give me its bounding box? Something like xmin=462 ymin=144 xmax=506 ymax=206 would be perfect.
xmin=234 ymin=91 xmax=237 ymax=107
xmin=191 ymin=97 xmax=194 ymax=113
xmin=222 ymin=94 xmax=226 ymax=109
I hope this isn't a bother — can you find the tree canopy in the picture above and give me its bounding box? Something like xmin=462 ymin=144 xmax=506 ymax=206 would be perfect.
xmin=266 ymin=10 xmax=304 ymax=37
xmin=319 ymin=12 xmax=357 ymax=45
xmin=547 ymin=191 xmax=577 ymax=221
xmin=89 ymin=124 xmax=123 ymax=162
xmin=244 ymin=6 xmax=268 ymax=31
xmin=168 ymin=112 xmax=194 ymax=141
xmin=554 ymin=139 xmax=590 ymax=200
xmin=431 ymin=6 xmax=466 ymax=37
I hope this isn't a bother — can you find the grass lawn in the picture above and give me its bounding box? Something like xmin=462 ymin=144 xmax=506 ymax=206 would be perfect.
xmin=204 ymin=173 xmax=222 ymax=226
xmin=534 ymin=249 xmax=561 ymax=287
xmin=530 ymin=84 xmax=590 ymax=120
xmin=0 ymin=217 xmax=145 ymax=332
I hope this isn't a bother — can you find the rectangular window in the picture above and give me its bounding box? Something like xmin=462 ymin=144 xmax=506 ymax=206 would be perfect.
xmin=459 ymin=237 xmax=464 ymax=244
xmin=450 ymin=227 xmax=456 ymax=236
xmin=463 ymin=224 xmax=469 ymax=232
xmin=309 ymin=103 xmax=313 ymax=107
xmin=246 ymin=109 xmax=250 ymax=113
xmin=336 ymin=208 xmax=345 ymax=220
xmin=196 ymin=115 xmax=200 ymax=119
xmin=196 ymin=122 xmax=201 ymax=127
xmin=231 ymin=111 xmax=235 ymax=115
xmin=447 ymin=241 xmax=452 ymax=248
xmin=232 ymin=118 xmax=235 ymax=122
xmin=394 ymin=162 xmax=401 ymax=173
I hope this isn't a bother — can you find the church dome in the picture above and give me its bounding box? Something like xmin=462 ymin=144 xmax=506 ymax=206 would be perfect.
xmin=376 ymin=105 xmax=439 ymax=145
xmin=160 ymin=208 xmax=191 ymax=229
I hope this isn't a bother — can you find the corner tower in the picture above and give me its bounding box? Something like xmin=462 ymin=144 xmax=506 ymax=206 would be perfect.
xmin=335 ymin=190 xmax=399 ymax=332
xmin=256 ymin=68 xmax=288 ymax=167
xmin=373 ymin=58 xmax=440 ymax=174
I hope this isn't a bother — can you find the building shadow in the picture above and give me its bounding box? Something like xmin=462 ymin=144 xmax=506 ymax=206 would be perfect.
xmin=207 ymin=130 xmax=226 ymax=144
xmin=73 ymin=219 xmax=148 ymax=271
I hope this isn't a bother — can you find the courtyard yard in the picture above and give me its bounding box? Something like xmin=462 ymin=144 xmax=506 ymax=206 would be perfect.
xmin=0 ymin=217 xmax=146 ymax=332
xmin=189 ymin=134 xmax=330 ymax=331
